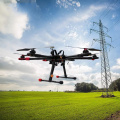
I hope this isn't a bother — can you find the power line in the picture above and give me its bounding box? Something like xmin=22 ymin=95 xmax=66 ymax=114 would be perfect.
xmin=108 ymin=19 xmax=120 ymax=32
xmin=89 ymin=0 xmax=117 ymax=36
xmin=99 ymin=0 xmax=119 ymax=20
xmin=98 ymin=0 xmax=113 ymax=19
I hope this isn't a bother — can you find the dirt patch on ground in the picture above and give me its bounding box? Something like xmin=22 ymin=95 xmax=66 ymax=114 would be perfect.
xmin=101 ymin=95 xmax=116 ymax=98
xmin=106 ymin=111 xmax=120 ymax=120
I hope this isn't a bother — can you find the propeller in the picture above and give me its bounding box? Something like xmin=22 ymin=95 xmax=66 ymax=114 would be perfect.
xmin=17 ymin=46 xmax=55 ymax=51
xmin=66 ymin=46 xmax=101 ymax=51
xmin=17 ymin=48 xmax=36 ymax=51
xmin=85 ymin=48 xmax=101 ymax=51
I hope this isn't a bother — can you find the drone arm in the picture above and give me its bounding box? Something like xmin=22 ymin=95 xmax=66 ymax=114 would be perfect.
xmin=66 ymin=56 xmax=99 ymax=60
xmin=34 ymin=54 xmax=52 ymax=57
xmin=66 ymin=53 xmax=92 ymax=58
xmin=18 ymin=56 xmax=54 ymax=61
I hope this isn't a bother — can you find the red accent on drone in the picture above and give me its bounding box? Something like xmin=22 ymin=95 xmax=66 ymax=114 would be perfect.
xmin=92 ymin=59 xmax=95 ymax=60
xmin=38 ymin=79 xmax=42 ymax=81
xmin=43 ymin=59 xmax=47 ymax=61
xmin=25 ymin=57 xmax=30 ymax=60
xmin=84 ymin=48 xmax=87 ymax=51
xmin=56 ymin=76 xmax=59 ymax=78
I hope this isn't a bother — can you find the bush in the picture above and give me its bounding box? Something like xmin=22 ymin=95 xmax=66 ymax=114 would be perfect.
xmin=75 ymin=82 xmax=98 ymax=92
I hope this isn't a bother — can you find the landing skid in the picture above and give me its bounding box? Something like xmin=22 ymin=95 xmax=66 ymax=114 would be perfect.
xmin=56 ymin=76 xmax=76 ymax=80
xmin=39 ymin=79 xmax=63 ymax=84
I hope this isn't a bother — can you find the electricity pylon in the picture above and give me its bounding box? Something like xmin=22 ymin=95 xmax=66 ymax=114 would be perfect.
xmin=90 ymin=20 xmax=113 ymax=97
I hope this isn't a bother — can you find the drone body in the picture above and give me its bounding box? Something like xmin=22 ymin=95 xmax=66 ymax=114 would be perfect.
xmin=17 ymin=47 xmax=100 ymax=84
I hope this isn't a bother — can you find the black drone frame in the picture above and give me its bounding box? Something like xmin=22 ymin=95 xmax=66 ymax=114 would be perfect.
xmin=17 ymin=47 xmax=100 ymax=84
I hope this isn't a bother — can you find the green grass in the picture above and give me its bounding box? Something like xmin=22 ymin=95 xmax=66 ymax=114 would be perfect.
xmin=0 ymin=91 xmax=120 ymax=120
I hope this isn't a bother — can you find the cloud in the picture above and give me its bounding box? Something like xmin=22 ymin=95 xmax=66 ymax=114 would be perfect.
xmin=117 ymin=58 xmax=120 ymax=65
xmin=111 ymin=14 xmax=116 ymax=19
xmin=111 ymin=58 xmax=120 ymax=70
xmin=112 ymin=66 xmax=120 ymax=70
xmin=66 ymin=62 xmax=93 ymax=74
xmin=76 ymin=2 xmax=80 ymax=7
xmin=56 ymin=0 xmax=80 ymax=9
xmin=95 ymin=62 xmax=100 ymax=67
xmin=0 ymin=57 xmax=35 ymax=73
xmin=0 ymin=74 xmax=50 ymax=91
xmin=0 ymin=56 xmax=54 ymax=91
xmin=0 ymin=0 xmax=29 ymax=39
xmin=47 ymin=5 xmax=106 ymax=54
xmin=64 ymin=62 xmax=99 ymax=86
xmin=69 ymin=5 xmax=106 ymax=22
xmin=68 ymin=31 xmax=78 ymax=38
xmin=111 ymin=72 xmax=120 ymax=81
xmin=1 ymin=0 xmax=17 ymax=4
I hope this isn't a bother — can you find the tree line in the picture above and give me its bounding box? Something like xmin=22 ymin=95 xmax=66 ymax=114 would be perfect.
xmin=75 ymin=78 xmax=120 ymax=92
xmin=109 ymin=78 xmax=120 ymax=91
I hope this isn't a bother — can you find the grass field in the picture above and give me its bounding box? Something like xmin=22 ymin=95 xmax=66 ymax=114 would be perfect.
xmin=0 ymin=91 xmax=120 ymax=120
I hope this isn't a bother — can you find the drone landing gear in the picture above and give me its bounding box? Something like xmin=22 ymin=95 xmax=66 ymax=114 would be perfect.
xmin=39 ymin=61 xmax=63 ymax=84
xmin=56 ymin=62 xmax=76 ymax=80
xmin=38 ymin=61 xmax=76 ymax=84
xmin=56 ymin=76 xmax=76 ymax=80
xmin=39 ymin=79 xmax=63 ymax=84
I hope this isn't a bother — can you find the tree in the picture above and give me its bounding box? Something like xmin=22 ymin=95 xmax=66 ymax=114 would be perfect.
xmin=75 ymin=82 xmax=98 ymax=92
xmin=109 ymin=78 xmax=120 ymax=91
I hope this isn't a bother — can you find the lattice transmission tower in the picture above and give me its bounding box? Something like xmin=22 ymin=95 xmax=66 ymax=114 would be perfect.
xmin=90 ymin=20 xmax=113 ymax=97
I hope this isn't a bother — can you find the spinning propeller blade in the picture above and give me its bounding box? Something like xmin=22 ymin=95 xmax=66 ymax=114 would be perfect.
xmin=86 ymin=48 xmax=101 ymax=51
xmin=66 ymin=46 xmax=101 ymax=51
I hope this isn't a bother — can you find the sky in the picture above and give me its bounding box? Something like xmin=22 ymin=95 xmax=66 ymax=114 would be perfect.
xmin=0 ymin=0 xmax=120 ymax=91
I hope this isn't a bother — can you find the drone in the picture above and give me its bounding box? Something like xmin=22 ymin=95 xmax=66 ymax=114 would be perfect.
xmin=16 ymin=46 xmax=100 ymax=84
